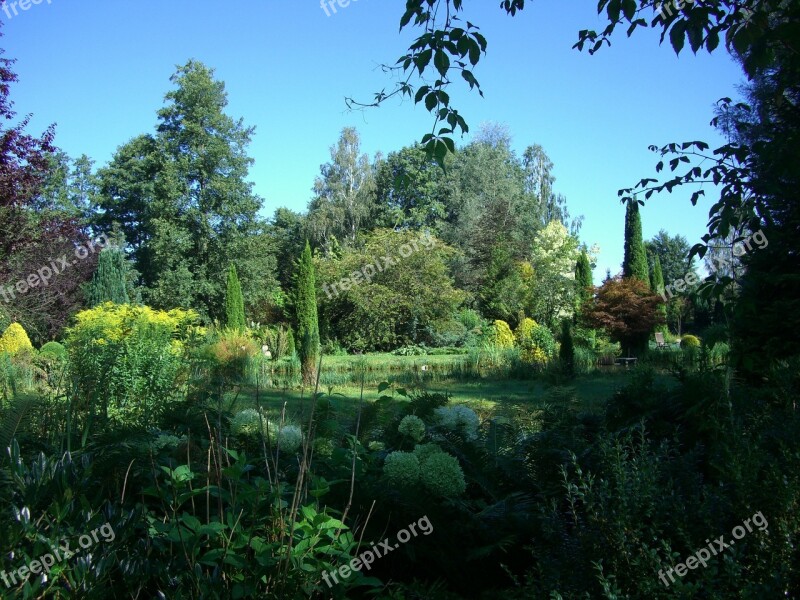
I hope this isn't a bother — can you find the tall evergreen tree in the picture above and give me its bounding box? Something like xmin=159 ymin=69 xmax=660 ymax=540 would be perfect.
xmin=559 ymin=318 xmax=575 ymax=377
xmin=650 ymin=255 xmax=668 ymax=332
xmin=295 ymin=241 xmax=320 ymax=386
xmin=650 ymin=254 xmax=665 ymax=294
xmin=225 ymin=264 xmax=245 ymax=331
xmin=574 ymin=251 xmax=593 ymax=310
xmin=95 ymin=61 xmax=279 ymax=321
xmin=87 ymin=247 xmax=130 ymax=307
xmin=622 ymin=200 xmax=650 ymax=287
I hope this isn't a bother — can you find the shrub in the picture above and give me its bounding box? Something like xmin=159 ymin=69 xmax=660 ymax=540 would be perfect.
xmin=680 ymin=334 xmax=701 ymax=349
xmin=427 ymin=317 xmax=469 ymax=347
xmin=383 ymin=451 xmax=421 ymax=487
xmin=0 ymin=323 xmax=33 ymax=356
xmin=39 ymin=341 xmax=68 ymax=360
xmin=455 ymin=307 xmax=483 ymax=331
xmin=207 ymin=329 xmax=260 ymax=379
xmin=392 ymin=343 xmax=428 ymax=356
xmin=66 ymin=303 xmax=199 ymax=429
xmin=514 ymin=318 xmax=538 ymax=346
xmin=419 ymin=452 xmax=466 ymax=497
xmin=398 ymin=415 xmax=426 ymax=442
xmin=492 ymin=320 xmax=515 ymax=348
xmin=515 ymin=318 xmax=556 ymax=367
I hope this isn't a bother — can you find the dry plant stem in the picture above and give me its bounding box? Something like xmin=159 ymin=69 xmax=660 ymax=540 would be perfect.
xmin=120 ymin=459 xmax=135 ymax=504
xmin=282 ymin=354 xmax=323 ymax=576
xmin=205 ymin=412 xmax=224 ymax=522
xmin=187 ymin=430 xmax=196 ymax=515
xmin=254 ymin=371 xmax=273 ymax=484
xmin=353 ymin=499 xmax=376 ymax=560
xmin=339 ymin=372 xmax=365 ymax=530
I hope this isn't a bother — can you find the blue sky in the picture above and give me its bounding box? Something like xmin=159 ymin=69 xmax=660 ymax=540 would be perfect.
xmin=2 ymin=1 xmax=743 ymax=281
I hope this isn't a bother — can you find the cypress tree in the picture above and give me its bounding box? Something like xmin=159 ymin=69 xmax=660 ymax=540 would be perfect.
xmin=295 ymin=241 xmax=320 ymax=386
xmin=87 ymin=247 xmax=130 ymax=306
xmin=225 ymin=264 xmax=246 ymax=331
xmin=650 ymin=255 xmax=668 ymax=331
xmin=574 ymin=251 xmax=593 ymax=310
xmin=623 ymin=200 xmax=650 ymax=287
xmin=559 ymin=318 xmax=575 ymax=377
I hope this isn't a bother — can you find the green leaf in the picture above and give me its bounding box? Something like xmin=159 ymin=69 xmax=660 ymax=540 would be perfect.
xmin=434 ymin=50 xmax=450 ymax=77
xmin=622 ymin=0 xmax=636 ymax=21
xmin=468 ymin=41 xmax=481 ymax=66
xmin=706 ymin=28 xmax=719 ymax=53
xmin=415 ymin=48 xmax=433 ymax=75
xmin=670 ymin=20 xmax=686 ymax=54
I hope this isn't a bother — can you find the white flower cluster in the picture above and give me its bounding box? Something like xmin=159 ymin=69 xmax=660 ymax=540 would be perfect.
xmin=150 ymin=432 xmax=188 ymax=452
xmin=433 ymin=405 xmax=480 ymax=441
xmin=230 ymin=409 xmax=304 ymax=453
xmin=276 ymin=425 xmax=304 ymax=453
xmin=230 ymin=408 xmax=270 ymax=438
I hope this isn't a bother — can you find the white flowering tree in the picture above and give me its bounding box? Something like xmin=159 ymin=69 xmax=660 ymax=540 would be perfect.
xmin=526 ymin=220 xmax=581 ymax=329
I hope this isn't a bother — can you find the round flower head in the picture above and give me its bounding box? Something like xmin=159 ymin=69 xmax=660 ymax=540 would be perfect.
xmin=433 ymin=405 xmax=480 ymax=441
xmin=413 ymin=443 xmax=445 ymax=465
xmin=383 ymin=451 xmax=421 ymax=487
xmin=420 ymin=452 xmax=466 ymax=497
xmin=398 ymin=415 xmax=426 ymax=442
xmin=230 ymin=408 xmax=269 ymax=438
xmin=313 ymin=437 xmax=336 ymax=458
xmin=276 ymin=425 xmax=304 ymax=453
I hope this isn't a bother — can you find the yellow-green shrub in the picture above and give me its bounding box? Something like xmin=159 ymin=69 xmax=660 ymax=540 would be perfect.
xmin=492 ymin=320 xmax=515 ymax=348
xmin=514 ymin=318 xmax=538 ymax=346
xmin=66 ymin=303 xmax=200 ymax=429
xmin=514 ymin=318 xmax=556 ymax=366
xmin=680 ymin=334 xmax=701 ymax=349
xmin=0 ymin=322 xmax=34 ymax=356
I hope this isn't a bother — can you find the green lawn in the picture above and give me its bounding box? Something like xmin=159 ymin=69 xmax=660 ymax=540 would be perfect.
xmin=228 ymin=353 xmax=674 ymax=423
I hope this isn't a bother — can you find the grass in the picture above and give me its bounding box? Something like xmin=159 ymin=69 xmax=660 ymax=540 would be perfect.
xmin=228 ymin=353 xmax=677 ymax=424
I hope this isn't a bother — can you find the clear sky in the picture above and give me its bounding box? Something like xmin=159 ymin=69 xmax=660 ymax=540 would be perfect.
xmin=1 ymin=0 xmax=743 ymax=281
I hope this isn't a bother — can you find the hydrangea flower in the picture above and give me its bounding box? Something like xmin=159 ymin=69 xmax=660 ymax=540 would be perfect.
xmin=413 ymin=443 xmax=445 ymax=465
xmin=276 ymin=425 xmax=304 ymax=453
xmin=433 ymin=405 xmax=480 ymax=441
xmin=368 ymin=441 xmax=386 ymax=452
xmin=313 ymin=437 xmax=336 ymax=458
xmin=420 ymin=452 xmax=466 ymax=497
xmin=383 ymin=451 xmax=421 ymax=487
xmin=230 ymin=408 xmax=269 ymax=438
xmin=398 ymin=415 xmax=426 ymax=442
xmin=150 ymin=432 xmax=187 ymax=452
